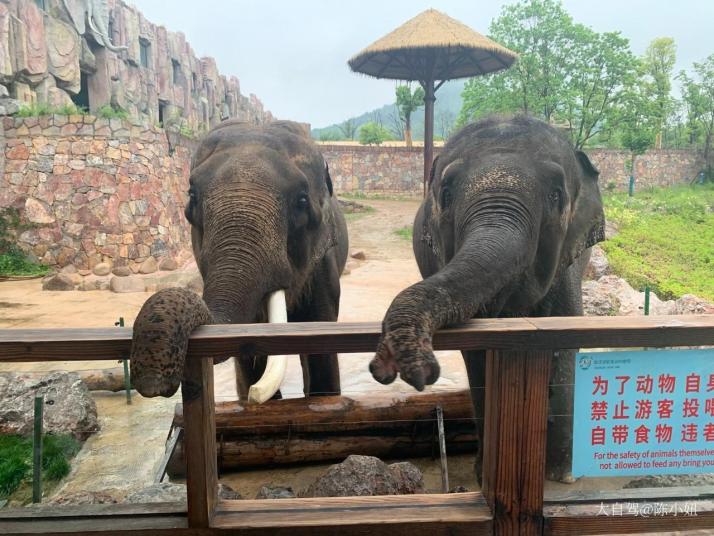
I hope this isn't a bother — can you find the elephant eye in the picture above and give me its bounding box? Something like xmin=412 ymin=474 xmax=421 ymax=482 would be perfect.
xmin=440 ymin=187 xmax=453 ymax=210
xmin=188 ymin=186 xmax=197 ymax=202
xmin=549 ymin=189 xmax=564 ymax=211
xmin=297 ymin=193 xmax=309 ymax=210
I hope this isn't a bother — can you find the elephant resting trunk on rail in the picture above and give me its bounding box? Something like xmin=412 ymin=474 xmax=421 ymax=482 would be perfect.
xmin=370 ymin=115 xmax=605 ymax=482
xmin=130 ymin=120 xmax=348 ymax=402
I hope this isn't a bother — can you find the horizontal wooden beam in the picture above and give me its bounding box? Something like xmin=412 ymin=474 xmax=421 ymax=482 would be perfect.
xmin=1 ymin=315 xmax=712 ymax=362
xmin=0 ymin=493 xmax=492 ymax=536
xmin=544 ymin=499 xmax=714 ymax=534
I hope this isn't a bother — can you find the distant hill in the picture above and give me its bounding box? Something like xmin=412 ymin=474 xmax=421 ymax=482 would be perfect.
xmin=312 ymin=80 xmax=465 ymax=142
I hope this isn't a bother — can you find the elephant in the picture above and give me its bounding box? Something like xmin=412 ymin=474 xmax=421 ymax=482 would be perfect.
xmin=369 ymin=115 xmax=605 ymax=482
xmin=129 ymin=120 xmax=348 ymax=402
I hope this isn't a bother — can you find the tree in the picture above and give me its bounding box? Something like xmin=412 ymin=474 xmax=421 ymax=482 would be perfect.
xmin=678 ymin=54 xmax=714 ymax=180
xmin=338 ymin=118 xmax=358 ymax=140
xmin=616 ymin=76 xmax=658 ymax=184
xmin=436 ymin=108 xmax=456 ymax=139
xmin=395 ymin=84 xmax=424 ymax=147
xmin=643 ymin=37 xmax=676 ymax=148
xmin=458 ymin=0 xmax=639 ymax=148
xmin=359 ymin=121 xmax=392 ymax=145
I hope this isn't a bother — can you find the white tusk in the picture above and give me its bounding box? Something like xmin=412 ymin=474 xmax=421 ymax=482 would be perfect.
xmin=247 ymin=290 xmax=289 ymax=404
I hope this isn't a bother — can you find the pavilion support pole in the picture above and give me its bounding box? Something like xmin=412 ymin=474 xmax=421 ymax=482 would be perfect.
xmin=422 ymin=78 xmax=436 ymax=197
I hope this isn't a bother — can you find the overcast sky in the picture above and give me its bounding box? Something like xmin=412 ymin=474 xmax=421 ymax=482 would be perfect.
xmin=130 ymin=0 xmax=714 ymax=128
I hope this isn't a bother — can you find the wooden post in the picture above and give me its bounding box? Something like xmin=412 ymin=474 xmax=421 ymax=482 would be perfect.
xmin=481 ymin=349 xmax=552 ymax=536
xmin=181 ymin=356 xmax=217 ymax=528
xmin=422 ymin=78 xmax=435 ymax=197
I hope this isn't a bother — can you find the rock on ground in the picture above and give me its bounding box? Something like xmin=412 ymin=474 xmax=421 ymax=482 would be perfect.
xmin=582 ymin=275 xmax=677 ymax=317
xmin=584 ymin=246 xmax=610 ymax=280
xmin=350 ymin=249 xmax=366 ymax=260
xmin=0 ymin=371 xmax=99 ymax=440
xmin=218 ymin=483 xmax=242 ymax=500
xmin=124 ymin=483 xmax=186 ymax=503
xmin=49 ymin=490 xmax=122 ymax=505
xmin=301 ymin=455 xmax=424 ymax=497
xmin=92 ymin=263 xmax=111 ymax=276
xmin=42 ymin=273 xmax=75 ymax=291
xmin=112 ymin=265 xmax=132 ymax=277
xmin=139 ymin=256 xmax=158 ymax=274
xmin=255 ymin=485 xmax=295 ymax=499
xmin=158 ymin=257 xmax=178 ymax=271
xmin=110 ymin=275 xmax=146 ymax=293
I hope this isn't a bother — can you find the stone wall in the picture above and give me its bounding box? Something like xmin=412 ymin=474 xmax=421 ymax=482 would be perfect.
xmin=322 ymin=144 xmax=704 ymax=195
xmin=0 ymin=114 xmax=192 ymax=271
xmin=0 ymin=0 xmax=272 ymax=130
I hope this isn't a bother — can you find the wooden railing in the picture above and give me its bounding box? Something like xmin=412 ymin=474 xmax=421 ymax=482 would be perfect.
xmin=1 ymin=314 xmax=713 ymax=535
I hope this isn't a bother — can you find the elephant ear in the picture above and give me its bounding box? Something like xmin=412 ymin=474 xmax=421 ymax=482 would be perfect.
xmin=427 ymin=155 xmax=441 ymax=189
xmin=561 ymin=150 xmax=606 ymax=270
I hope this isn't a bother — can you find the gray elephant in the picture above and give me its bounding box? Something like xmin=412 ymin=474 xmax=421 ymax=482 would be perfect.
xmin=130 ymin=120 xmax=348 ymax=401
xmin=370 ymin=115 xmax=605 ymax=481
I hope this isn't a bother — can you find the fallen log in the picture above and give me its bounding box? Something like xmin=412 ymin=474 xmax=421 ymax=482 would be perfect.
xmin=168 ymin=390 xmax=477 ymax=475
xmin=77 ymin=367 xmax=129 ymax=392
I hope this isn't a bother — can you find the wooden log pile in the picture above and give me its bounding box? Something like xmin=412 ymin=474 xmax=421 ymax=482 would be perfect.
xmin=168 ymin=390 xmax=477 ymax=475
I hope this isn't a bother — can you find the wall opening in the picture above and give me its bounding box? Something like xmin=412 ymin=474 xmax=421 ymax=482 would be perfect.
xmin=172 ymin=60 xmax=181 ymax=84
xmin=158 ymin=100 xmax=168 ymax=126
xmin=139 ymin=38 xmax=150 ymax=69
xmin=71 ymin=72 xmax=91 ymax=110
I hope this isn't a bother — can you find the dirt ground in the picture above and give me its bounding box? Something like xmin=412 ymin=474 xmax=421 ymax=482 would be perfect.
xmin=1 ymin=198 xmax=629 ymax=501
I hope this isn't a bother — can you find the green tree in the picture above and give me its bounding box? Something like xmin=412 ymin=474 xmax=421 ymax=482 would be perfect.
xmin=458 ymin=0 xmax=639 ymax=148
xmin=678 ymin=54 xmax=714 ymax=180
xmin=338 ymin=118 xmax=358 ymax=140
xmin=395 ymin=84 xmax=425 ymax=147
xmin=617 ymin=76 xmax=658 ymax=183
xmin=358 ymin=121 xmax=392 ymax=145
xmin=643 ymin=37 xmax=676 ymax=148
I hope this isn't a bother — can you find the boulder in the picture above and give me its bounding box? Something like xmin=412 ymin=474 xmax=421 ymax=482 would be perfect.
xmin=584 ymin=246 xmax=610 ymax=280
xmin=255 ymin=485 xmax=295 ymax=499
xmin=109 ymin=275 xmax=145 ymax=293
xmin=124 ymin=483 xmax=186 ymax=504
xmin=42 ymin=273 xmax=75 ymax=291
xmin=46 ymin=17 xmax=81 ymax=93
xmin=112 ymin=265 xmax=132 ymax=277
xmin=158 ymin=257 xmax=178 ymax=271
xmin=218 ymin=483 xmax=242 ymax=500
xmin=674 ymin=294 xmax=714 ymax=315
xmin=582 ymin=275 xmax=677 ymax=317
xmin=78 ymin=269 xmax=91 ymax=276
xmin=139 ymin=256 xmax=158 ymax=274
xmin=187 ymin=274 xmax=203 ymax=294
xmin=49 ymin=491 xmax=121 ymax=505
xmin=301 ymin=455 xmax=424 ymax=498
xmin=92 ymin=262 xmax=112 ymax=276
xmin=60 ymin=264 xmax=77 ymax=274
xmin=0 ymin=371 xmax=99 ymax=440
xmin=350 ymin=249 xmax=366 ymax=261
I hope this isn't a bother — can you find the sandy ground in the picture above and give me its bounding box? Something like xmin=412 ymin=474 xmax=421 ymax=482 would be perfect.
xmin=1 ymin=198 xmax=629 ymax=501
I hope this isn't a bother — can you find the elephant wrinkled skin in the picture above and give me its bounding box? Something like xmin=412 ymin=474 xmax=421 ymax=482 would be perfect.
xmin=371 ymin=115 xmax=605 ymax=482
xmin=130 ymin=120 xmax=348 ymax=400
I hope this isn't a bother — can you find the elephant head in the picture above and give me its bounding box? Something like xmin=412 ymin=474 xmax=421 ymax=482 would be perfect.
xmin=131 ymin=120 xmax=344 ymax=399
xmin=370 ymin=115 xmax=605 ymax=389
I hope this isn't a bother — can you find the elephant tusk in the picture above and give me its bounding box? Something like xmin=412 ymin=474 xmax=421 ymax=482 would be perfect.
xmin=247 ymin=290 xmax=289 ymax=404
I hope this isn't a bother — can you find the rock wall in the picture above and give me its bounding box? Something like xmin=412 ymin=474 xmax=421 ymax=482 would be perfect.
xmin=322 ymin=144 xmax=704 ymax=195
xmin=1 ymin=114 xmax=192 ymax=271
xmin=0 ymin=0 xmax=272 ymax=130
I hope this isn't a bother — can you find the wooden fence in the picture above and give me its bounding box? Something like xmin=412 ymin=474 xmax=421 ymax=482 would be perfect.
xmin=1 ymin=314 xmax=713 ymax=535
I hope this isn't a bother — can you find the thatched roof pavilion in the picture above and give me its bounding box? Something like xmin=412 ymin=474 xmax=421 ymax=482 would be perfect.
xmin=349 ymin=9 xmax=517 ymax=194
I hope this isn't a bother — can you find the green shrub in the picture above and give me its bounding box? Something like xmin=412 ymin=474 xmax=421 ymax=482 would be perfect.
xmin=358 ymin=122 xmax=392 ymax=145
xmin=0 ymin=434 xmax=81 ymax=499
xmin=0 ymin=208 xmax=49 ymax=277
xmin=16 ymin=103 xmax=87 ymax=117
xmin=96 ymin=105 xmax=129 ymax=120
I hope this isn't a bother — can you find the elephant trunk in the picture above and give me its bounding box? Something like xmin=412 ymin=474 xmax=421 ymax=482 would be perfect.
xmin=130 ymin=288 xmax=213 ymax=398
xmin=372 ymin=194 xmax=539 ymax=390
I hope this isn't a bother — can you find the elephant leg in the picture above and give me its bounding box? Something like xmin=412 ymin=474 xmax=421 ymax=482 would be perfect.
xmin=234 ymin=354 xmax=281 ymax=401
xmin=300 ymin=353 xmax=341 ymax=396
xmin=462 ymin=349 xmax=486 ymax=485
xmin=547 ymin=349 xmax=575 ymax=482
xmin=289 ymin=257 xmax=342 ymax=397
